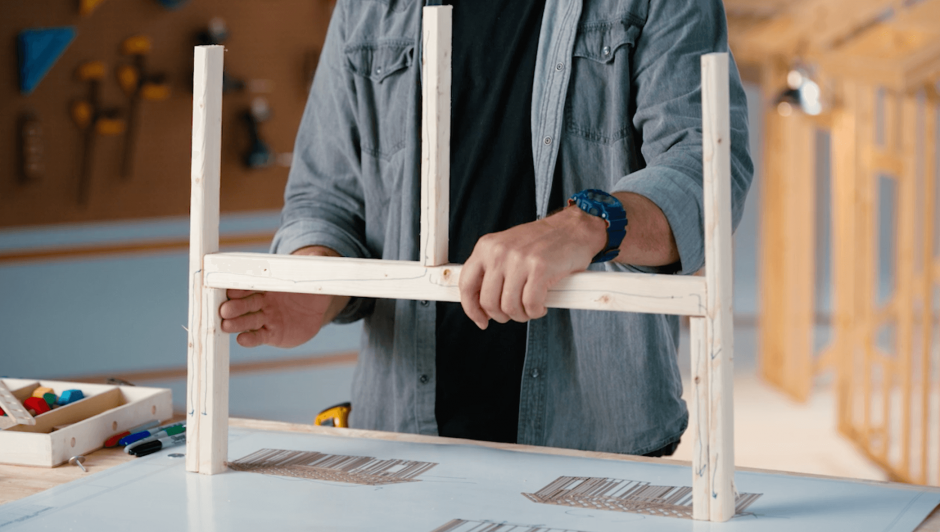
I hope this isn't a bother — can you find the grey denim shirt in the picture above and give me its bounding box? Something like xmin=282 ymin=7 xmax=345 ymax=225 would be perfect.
xmin=272 ymin=0 xmax=753 ymax=455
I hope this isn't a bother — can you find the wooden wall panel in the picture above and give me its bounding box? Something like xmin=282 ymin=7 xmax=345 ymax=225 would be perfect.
xmin=1 ymin=0 xmax=333 ymax=228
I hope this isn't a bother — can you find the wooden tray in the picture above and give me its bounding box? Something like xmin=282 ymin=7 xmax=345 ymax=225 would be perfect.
xmin=0 ymin=378 xmax=172 ymax=467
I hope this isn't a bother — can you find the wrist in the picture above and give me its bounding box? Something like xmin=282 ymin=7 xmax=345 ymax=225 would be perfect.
xmin=558 ymin=204 xmax=610 ymax=260
xmin=291 ymin=246 xmax=350 ymax=322
xmin=292 ymin=245 xmax=342 ymax=258
xmin=566 ymin=189 xmax=628 ymax=263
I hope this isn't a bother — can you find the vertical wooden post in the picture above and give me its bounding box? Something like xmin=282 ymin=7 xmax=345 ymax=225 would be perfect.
xmin=857 ymin=84 xmax=877 ymax=455
xmin=419 ymin=6 xmax=452 ymax=267
xmin=199 ymin=287 xmax=230 ymax=474
xmin=832 ymin=81 xmax=859 ymax=436
xmin=758 ymin=60 xmax=790 ymax=397
xmin=187 ymin=45 xmax=228 ymax=475
xmin=757 ymin=57 xmax=817 ymax=402
xmin=757 ymin=60 xmax=834 ymax=403
xmin=700 ymin=53 xmax=735 ymax=522
xmin=781 ymin=113 xmax=818 ymax=401
xmin=689 ymin=316 xmax=710 ymax=520
xmin=922 ymin=97 xmax=937 ymax=485
xmin=897 ymin=94 xmax=918 ymax=478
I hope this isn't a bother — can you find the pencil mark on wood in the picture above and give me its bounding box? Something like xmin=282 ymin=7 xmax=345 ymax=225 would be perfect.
xmin=523 ymin=476 xmax=761 ymax=520
xmin=228 ymin=448 xmax=437 ymax=485
xmin=430 ymin=519 xmax=590 ymax=532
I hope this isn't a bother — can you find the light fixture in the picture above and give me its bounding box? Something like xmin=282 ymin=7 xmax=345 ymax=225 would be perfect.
xmin=775 ymin=64 xmax=823 ymax=116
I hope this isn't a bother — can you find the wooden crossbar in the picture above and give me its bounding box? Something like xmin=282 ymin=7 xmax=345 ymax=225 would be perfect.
xmin=202 ymin=253 xmax=707 ymax=317
xmin=186 ymin=6 xmax=736 ymax=523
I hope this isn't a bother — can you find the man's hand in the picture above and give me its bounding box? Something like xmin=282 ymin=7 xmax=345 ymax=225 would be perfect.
xmin=458 ymin=206 xmax=607 ymax=329
xmin=219 ymin=246 xmax=351 ymax=348
xmin=458 ymin=191 xmax=679 ymax=330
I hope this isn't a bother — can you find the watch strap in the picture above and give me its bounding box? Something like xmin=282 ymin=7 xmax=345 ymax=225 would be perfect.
xmin=568 ymin=189 xmax=628 ymax=263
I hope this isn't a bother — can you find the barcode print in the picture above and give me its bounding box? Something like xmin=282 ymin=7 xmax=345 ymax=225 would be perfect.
xmin=228 ymin=448 xmax=437 ymax=485
xmin=430 ymin=519 xmax=589 ymax=532
xmin=523 ymin=476 xmax=762 ymax=520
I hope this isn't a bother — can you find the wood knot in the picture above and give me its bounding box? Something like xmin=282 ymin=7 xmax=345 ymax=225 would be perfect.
xmin=443 ymin=268 xmax=451 ymax=280
xmin=598 ymin=295 xmax=610 ymax=304
xmin=694 ymin=376 xmax=700 ymax=384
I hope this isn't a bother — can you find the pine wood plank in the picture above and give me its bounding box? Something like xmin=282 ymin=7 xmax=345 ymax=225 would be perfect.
xmin=202 ymin=253 xmax=709 ymax=317
xmin=419 ymin=6 xmax=452 ymax=268
xmin=186 ymin=45 xmax=225 ymax=475
xmin=701 ymin=53 xmax=736 ymax=522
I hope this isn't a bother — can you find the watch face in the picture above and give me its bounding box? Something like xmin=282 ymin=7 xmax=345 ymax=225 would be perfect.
xmin=586 ymin=189 xmax=616 ymax=205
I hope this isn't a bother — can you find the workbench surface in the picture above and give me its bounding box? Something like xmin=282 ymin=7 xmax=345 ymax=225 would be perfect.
xmin=2 ymin=418 xmax=939 ymax=531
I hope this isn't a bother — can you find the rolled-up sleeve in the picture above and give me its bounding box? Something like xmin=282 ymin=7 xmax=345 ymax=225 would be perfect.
xmin=611 ymin=0 xmax=753 ymax=275
xmin=271 ymin=2 xmax=372 ymax=322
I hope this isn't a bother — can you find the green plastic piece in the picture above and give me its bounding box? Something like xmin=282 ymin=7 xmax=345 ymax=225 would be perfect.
xmin=43 ymin=393 xmax=57 ymax=408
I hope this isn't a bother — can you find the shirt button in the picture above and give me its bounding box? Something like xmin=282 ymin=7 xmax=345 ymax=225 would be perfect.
xmin=419 ymin=374 xmax=429 ymax=384
xmin=555 ymin=62 xmax=565 ymax=71
xmin=420 ymin=300 xmax=429 ymax=306
xmin=543 ymin=136 xmax=552 ymax=145
xmin=602 ymin=46 xmax=611 ymax=56
xmin=531 ymin=369 xmax=540 ymax=379
xmin=375 ymin=67 xmax=383 ymax=75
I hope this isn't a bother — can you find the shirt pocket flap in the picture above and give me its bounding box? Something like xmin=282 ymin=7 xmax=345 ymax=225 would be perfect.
xmin=345 ymin=41 xmax=414 ymax=83
xmin=572 ymin=19 xmax=640 ymax=64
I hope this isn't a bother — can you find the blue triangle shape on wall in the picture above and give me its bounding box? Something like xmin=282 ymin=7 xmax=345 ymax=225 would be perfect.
xmin=18 ymin=27 xmax=77 ymax=95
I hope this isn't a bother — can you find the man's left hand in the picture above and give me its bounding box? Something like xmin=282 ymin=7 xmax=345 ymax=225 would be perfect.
xmin=458 ymin=205 xmax=607 ymax=329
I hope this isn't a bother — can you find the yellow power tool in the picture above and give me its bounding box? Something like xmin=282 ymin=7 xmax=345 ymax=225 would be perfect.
xmin=314 ymin=402 xmax=351 ymax=428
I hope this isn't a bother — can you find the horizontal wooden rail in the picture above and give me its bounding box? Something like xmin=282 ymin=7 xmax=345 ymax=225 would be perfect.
xmin=203 ymin=252 xmax=708 ymax=317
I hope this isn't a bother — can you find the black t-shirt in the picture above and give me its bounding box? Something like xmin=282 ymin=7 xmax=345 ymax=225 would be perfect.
xmin=435 ymin=0 xmax=547 ymax=444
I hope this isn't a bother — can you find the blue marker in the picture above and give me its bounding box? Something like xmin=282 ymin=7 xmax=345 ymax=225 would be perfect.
xmin=104 ymin=420 xmax=160 ymax=447
xmin=119 ymin=422 xmax=185 ymax=447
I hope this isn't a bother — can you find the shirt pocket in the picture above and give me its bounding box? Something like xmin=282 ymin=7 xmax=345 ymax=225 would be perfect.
xmin=565 ymin=18 xmax=641 ymax=144
xmin=345 ymin=40 xmax=415 ymax=160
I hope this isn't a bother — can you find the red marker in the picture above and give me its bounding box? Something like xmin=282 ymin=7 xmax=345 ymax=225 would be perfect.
xmin=104 ymin=420 xmax=160 ymax=447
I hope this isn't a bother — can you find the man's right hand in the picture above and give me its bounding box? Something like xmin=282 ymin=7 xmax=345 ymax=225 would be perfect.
xmin=218 ymin=246 xmax=351 ymax=348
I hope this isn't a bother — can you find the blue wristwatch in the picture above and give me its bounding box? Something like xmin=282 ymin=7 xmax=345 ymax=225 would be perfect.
xmin=567 ymin=189 xmax=628 ymax=263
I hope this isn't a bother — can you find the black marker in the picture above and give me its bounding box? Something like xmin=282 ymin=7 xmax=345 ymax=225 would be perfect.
xmin=130 ymin=432 xmax=186 ymax=457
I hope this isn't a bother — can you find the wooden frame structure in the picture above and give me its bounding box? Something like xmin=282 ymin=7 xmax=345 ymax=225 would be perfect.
xmin=727 ymin=0 xmax=940 ymax=486
xmin=833 ymin=85 xmax=940 ymax=485
xmin=185 ymin=7 xmax=739 ymax=522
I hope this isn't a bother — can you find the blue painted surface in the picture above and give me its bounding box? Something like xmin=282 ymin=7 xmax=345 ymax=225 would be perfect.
xmin=0 ymin=211 xmax=281 ymax=252
xmin=17 ymin=27 xmax=76 ymax=95
xmin=1 ymin=245 xmax=361 ymax=379
xmin=143 ymin=364 xmax=358 ymax=422
xmin=733 ymin=83 xmax=762 ymax=317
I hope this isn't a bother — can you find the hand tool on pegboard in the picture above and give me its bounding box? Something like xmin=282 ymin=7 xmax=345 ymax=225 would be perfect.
xmin=117 ymin=35 xmax=170 ymax=180
xmin=72 ymin=61 xmax=126 ymax=205
xmin=155 ymin=0 xmax=190 ymax=9
xmin=196 ymin=18 xmax=245 ymax=93
xmin=80 ymin=0 xmax=107 ymax=16
xmin=243 ymin=97 xmax=274 ymax=169
xmin=17 ymin=27 xmax=76 ymax=95
xmin=18 ymin=111 xmax=44 ymax=183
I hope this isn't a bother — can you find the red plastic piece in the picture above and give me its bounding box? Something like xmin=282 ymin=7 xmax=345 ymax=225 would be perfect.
xmin=105 ymin=431 xmax=131 ymax=447
xmin=23 ymin=396 xmax=51 ymax=415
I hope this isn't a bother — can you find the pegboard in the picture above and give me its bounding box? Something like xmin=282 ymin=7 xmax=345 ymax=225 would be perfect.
xmin=1 ymin=0 xmax=333 ymax=228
